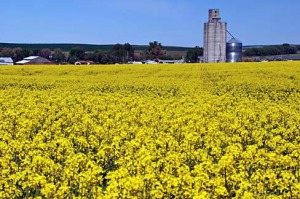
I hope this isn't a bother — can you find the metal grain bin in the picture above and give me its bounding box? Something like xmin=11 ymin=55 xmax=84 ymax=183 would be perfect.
xmin=226 ymin=38 xmax=242 ymax=62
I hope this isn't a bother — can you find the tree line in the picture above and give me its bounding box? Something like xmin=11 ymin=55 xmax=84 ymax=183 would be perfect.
xmin=243 ymin=44 xmax=298 ymax=57
xmin=1 ymin=42 xmax=298 ymax=64
xmin=0 ymin=47 xmax=66 ymax=63
xmin=0 ymin=41 xmax=204 ymax=64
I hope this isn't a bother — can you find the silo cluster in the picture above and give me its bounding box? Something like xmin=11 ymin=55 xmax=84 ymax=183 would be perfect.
xmin=203 ymin=9 xmax=243 ymax=63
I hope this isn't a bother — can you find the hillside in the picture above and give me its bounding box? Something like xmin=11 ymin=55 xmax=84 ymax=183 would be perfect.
xmin=0 ymin=43 xmax=193 ymax=52
xmin=243 ymin=44 xmax=300 ymax=49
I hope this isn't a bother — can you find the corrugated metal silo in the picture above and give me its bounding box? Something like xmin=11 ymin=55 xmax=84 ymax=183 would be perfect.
xmin=226 ymin=38 xmax=242 ymax=62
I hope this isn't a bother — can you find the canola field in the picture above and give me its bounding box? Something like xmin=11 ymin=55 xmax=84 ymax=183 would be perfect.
xmin=1 ymin=62 xmax=300 ymax=198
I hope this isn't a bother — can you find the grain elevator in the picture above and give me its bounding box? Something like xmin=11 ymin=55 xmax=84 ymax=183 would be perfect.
xmin=203 ymin=9 xmax=227 ymax=63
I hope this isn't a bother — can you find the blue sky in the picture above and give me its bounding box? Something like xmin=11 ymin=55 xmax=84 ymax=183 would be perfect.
xmin=1 ymin=0 xmax=299 ymax=47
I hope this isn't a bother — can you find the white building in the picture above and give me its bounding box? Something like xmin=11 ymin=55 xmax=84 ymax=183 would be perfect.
xmin=203 ymin=9 xmax=227 ymax=63
xmin=16 ymin=56 xmax=53 ymax=65
xmin=0 ymin=57 xmax=14 ymax=65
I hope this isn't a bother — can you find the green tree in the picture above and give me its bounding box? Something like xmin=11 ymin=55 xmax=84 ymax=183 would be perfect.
xmin=112 ymin=44 xmax=126 ymax=63
xmin=12 ymin=48 xmax=25 ymax=62
xmin=0 ymin=48 xmax=14 ymax=57
xmin=101 ymin=53 xmax=115 ymax=64
xmin=69 ymin=47 xmax=85 ymax=60
xmin=52 ymin=48 xmax=66 ymax=63
xmin=23 ymin=49 xmax=31 ymax=58
xmin=147 ymin=41 xmax=166 ymax=59
xmin=94 ymin=50 xmax=105 ymax=63
xmin=39 ymin=48 xmax=52 ymax=59
xmin=282 ymin=44 xmax=297 ymax=54
xmin=30 ymin=49 xmax=41 ymax=56
xmin=243 ymin=44 xmax=298 ymax=57
xmin=186 ymin=46 xmax=203 ymax=62
xmin=84 ymin=52 xmax=96 ymax=61
xmin=124 ymin=43 xmax=134 ymax=62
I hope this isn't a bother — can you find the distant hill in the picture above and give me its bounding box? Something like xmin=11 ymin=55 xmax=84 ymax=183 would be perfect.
xmin=0 ymin=43 xmax=193 ymax=52
xmin=243 ymin=44 xmax=300 ymax=49
xmin=1 ymin=42 xmax=298 ymax=52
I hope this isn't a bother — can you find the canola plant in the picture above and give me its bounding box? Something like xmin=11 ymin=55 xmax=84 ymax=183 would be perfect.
xmin=1 ymin=62 xmax=300 ymax=198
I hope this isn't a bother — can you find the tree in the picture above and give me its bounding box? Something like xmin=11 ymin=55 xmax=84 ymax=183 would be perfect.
xmin=12 ymin=48 xmax=25 ymax=62
xmin=69 ymin=47 xmax=85 ymax=60
xmin=68 ymin=56 xmax=77 ymax=64
xmin=243 ymin=44 xmax=298 ymax=57
xmin=112 ymin=44 xmax=126 ymax=63
xmin=30 ymin=49 xmax=41 ymax=56
xmin=39 ymin=48 xmax=52 ymax=59
xmin=23 ymin=49 xmax=31 ymax=58
xmin=147 ymin=41 xmax=166 ymax=59
xmin=84 ymin=52 xmax=96 ymax=61
xmin=133 ymin=52 xmax=145 ymax=61
xmin=52 ymin=48 xmax=66 ymax=63
xmin=186 ymin=46 xmax=203 ymax=62
xmin=282 ymin=44 xmax=297 ymax=54
xmin=0 ymin=48 xmax=14 ymax=57
xmin=124 ymin=43 xmax=134 ymax=62
xmin=100 ymin=53 xmax=115 ymax=64
xmin=94 ymin=50 xmax=105 ymax=63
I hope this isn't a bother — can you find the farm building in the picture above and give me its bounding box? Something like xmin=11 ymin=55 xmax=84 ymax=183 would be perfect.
xmin=74 ymin=60 xmax=95 ymax=65
xmin=0 ymin=57 xmax=14 ymax=65
xmin=16 ymin=56 xmax=53 ymax=65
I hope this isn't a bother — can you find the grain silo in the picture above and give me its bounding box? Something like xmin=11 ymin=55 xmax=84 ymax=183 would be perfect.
xmin=203 ymin=9 xmax=227 ymax=63
xmin=226 ymin=38 xmax=243 ymax=62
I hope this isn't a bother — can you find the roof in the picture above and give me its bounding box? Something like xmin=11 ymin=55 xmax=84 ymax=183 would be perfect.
xmin=16 ymin=56 xmax=53 ymax=65
xmin=228 ymin=37 xmax=242 ymax=44
xmin=0 ymin=57 xmax=13 ymax=63
xmin=16 ymin=60 xmax=30 ymax=64
xmin=24 ymin=56 xmax=40 ymax=60
xmin=159 ymin=59 xmax=184 ymax=64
